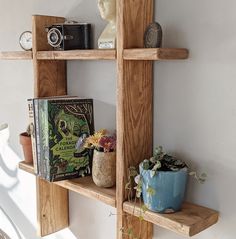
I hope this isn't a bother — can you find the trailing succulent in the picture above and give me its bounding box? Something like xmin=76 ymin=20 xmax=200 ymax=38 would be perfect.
xmin=141 ymin=145 xmax=187 ymax=174
xmin=127 ymin=146 xmax=207 ymax=198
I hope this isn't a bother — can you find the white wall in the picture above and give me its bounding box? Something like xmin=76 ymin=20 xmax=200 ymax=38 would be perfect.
xmin=0 ymin=0 xmax=235 ymax=238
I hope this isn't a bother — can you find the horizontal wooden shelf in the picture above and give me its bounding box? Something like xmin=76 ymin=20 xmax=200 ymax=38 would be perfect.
xmin=19 ymin=161 xmax=116 ymax=207
xmin=55 ymin=177 xmax=116 ymax=208
xmin=0 ymin=51 xmax=32 ymax=60
xmin=123 ymin=201 xmax=219 ymax=237
xmin=0 ymin=48 xmax=189 ymax=61
xmin=36 ymin=49 xmax=116 ymax=60
xmin=19 ymin=161 xmax=35 ymax=174
xmin=123 ymin=48 xmax=189 ymax=60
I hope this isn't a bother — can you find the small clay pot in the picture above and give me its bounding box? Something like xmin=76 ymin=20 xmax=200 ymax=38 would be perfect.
xmin=19 ymin=132 xmax=33 ymax=163
xmin=92 ymin=150 xmax=116 ymax=188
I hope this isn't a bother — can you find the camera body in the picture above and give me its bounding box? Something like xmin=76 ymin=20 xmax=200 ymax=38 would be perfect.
xmin=46 ymin=23 xmax=92 ymax=50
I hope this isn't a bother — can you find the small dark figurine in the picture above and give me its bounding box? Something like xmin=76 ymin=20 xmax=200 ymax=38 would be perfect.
xmin=144 ymin=22 xmax=162 ymax=48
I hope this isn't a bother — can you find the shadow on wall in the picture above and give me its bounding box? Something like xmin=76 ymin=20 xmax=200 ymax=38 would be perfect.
xmin=0 ymin=124 xmax=40 ymax=239
xmin=0 ymin=229 xmax=11 ymax=239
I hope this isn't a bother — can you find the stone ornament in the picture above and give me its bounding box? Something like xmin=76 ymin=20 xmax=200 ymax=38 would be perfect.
xmin=144 ymin=22 xmax=162 ymax=48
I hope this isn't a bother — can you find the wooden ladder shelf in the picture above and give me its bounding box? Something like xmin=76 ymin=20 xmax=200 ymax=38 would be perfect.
xmin=1 ymin=0 xmax=219 ymax=237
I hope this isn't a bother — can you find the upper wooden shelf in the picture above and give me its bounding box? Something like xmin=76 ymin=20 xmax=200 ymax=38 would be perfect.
xmin=0 ymin=51 xmax=32 ymax=60
xmin=123 ymin=201 xmax=219 ymax=237
xmin=19 ymin=161 xmax=116 ymax=208
xmin=123 ymin=48 xmax=189 ymax=60
xmin=0 ymin=48 xmax=189 ymax=61
xmin=36 ymin=49 xmax=116 ymax=60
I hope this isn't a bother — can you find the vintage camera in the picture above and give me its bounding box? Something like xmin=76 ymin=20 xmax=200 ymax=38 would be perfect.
xmin=46 ymin=23 xmax=92 ymax=50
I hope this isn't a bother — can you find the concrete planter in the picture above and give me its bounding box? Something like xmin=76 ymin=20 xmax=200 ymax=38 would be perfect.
xmin=92 ymin=150 xmax=116 ymax=188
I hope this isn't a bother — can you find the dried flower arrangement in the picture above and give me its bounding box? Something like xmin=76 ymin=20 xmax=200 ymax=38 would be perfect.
xmin=84 ymin=129 xmax=116 ymax=153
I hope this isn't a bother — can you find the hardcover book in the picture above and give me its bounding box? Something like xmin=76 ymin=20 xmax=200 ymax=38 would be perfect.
xmin=34 ymin=97 xmax=94 ymax=182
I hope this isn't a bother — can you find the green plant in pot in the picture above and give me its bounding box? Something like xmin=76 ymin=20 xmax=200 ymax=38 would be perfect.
xmin=19 ymin=124 xmax=33 ymax=164
xmin=134 ymin=146 xmax=206 ymax=213
xmin=85 ymin=129 xmax=116 ymax=188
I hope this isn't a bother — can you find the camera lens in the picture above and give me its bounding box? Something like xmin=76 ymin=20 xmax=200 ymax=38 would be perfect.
xmin=47 ymin=28 xmax=62 ymax=48
xmin=49 ymin=32 xmax=58 ymax=43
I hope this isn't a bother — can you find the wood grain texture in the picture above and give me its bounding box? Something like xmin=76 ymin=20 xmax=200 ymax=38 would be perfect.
xmin=19 ymin=161 xmax=34 ymax=174
xmin=18 ymin=161 xmax=116 ymax=207
xmin=32 ymin=15 xmax=69 ymax=237
xmin=55 ymin=177 xmax=116 ymax=208
xmin=0 ymin=51 xmax=32 ymax=60
xmin=116 ymin=0 xmax=154 ymax=238
xmin=123 ymin=201 xmax=219 ymax=237
xmin=123 ymin=48 xmax=189 ymax=60
xmin=37 ymin=50 xmax=116 ymax=60
xmin=36 ymin=177 xmax=69 ymax=237
xmin=32 ymin=15 xmax=67 ymax=97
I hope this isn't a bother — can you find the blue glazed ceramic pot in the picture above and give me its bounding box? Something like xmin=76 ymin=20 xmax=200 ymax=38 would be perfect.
xmin=139 ymin=163 xmax=188 ymax=213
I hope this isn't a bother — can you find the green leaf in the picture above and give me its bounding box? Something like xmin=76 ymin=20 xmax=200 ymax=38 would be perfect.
xmin=139 ymin=215 xmax=144 ymax=221
xmin=150 ymin=170 xmax=156 ymax=178
xmin=152 ymin=161 xmax=161 ymax=171
xmin=147 ymin=186 xmax=156 ymax=196
xmin=141 ymin=204 xmax=148 ymax=213
xmin=125 ymin=182 xmax=131 ymax=190
xmin=129 ymin=166 xmax=138 ymax=177
xmin=142 ymin=160 xmax=150 ymax=170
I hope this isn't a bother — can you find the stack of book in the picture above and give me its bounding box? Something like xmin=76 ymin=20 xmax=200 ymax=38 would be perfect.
xmin=27 ymin=97 xmax=94 ymax=182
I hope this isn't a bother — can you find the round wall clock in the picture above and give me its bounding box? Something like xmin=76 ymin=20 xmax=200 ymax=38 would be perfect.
xmin=19 ymin=31 xmax=32 ymax=51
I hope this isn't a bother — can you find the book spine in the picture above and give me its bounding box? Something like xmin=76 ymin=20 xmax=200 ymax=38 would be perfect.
xmin=27 ymin=99 xmax=38 ymax=174
xmin=38 ymin=99 xmax=50 ymax=181
xmin=33 ymin=99 xmax=41 ymax=176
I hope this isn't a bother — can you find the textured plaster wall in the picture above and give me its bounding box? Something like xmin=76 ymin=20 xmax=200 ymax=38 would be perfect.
xmin=0 ymin=0 xmax=235 ymax=238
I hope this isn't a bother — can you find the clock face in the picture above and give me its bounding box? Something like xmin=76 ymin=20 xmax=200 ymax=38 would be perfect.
xmin=19 ymin=31 xmax=32 ymax=51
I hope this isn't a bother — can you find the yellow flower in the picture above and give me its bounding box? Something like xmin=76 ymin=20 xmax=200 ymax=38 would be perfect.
xmin=84 ymin=129 xmax=107 ymax=149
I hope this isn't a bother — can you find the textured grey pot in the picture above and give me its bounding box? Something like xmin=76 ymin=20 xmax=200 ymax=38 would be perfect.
xmin=92 ymin=150 xmax=116 ymax=188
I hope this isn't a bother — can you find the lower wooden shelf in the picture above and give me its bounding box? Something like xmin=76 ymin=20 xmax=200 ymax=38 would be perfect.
xmin=123 ymin=201 xmax=219 ymax=237
xmin=19 ymin=161 xmax=116 ymax=208
xmin=19 ymin=161 xmax=219 ymax=237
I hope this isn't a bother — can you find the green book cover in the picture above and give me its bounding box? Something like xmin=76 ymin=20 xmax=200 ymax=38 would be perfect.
xmin=36 ymin=98 xmax=94 ymax=182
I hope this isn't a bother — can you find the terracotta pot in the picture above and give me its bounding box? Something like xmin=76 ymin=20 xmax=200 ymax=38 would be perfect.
xmin=19 ymin=132 xmax=33 ymax=163
xmin=92 ymin=150 xmax=116 ymax=188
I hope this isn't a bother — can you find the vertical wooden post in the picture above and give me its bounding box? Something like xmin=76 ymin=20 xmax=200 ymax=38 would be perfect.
xmin=32 ymin=15 xmax=69 ymax=236
xmin=116 ymin=1 xmax=154 ymax=239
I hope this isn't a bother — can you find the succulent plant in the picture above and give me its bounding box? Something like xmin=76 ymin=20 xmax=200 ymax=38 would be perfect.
xmin=26 ymin=123 xmax=34 ymax=136
xmin=141 ymin=146 xmax=187 ymax=174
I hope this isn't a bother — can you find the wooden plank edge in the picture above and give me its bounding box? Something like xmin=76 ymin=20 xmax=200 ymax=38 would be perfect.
xmin=123 ymin=201 xmax=219 ymax=237
xmin=55 ymin=180 xmax=116 ymax=208
xmin=19 ymin=161 xmax=35 ymax=174
xmin=123 ymin=201 xmax=190 ymax=236
xmin=36 ymin=50 xmax=116 ymax=60
xmin=0 ymin=51 xmax=33 ymax=60
xmin=189 ymin=210 xmax=219 ymax=236
xmin=123 ymin=48 xmax=189 ymax=60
